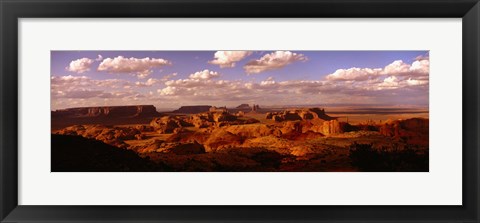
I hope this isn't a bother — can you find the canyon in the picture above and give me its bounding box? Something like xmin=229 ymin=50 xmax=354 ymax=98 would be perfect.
xmin=52 ymin=104 xmax=429 ymax=172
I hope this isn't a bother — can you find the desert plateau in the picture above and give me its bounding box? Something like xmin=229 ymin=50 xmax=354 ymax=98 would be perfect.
xmin=52 ymin=104 xmax=428 ymax=172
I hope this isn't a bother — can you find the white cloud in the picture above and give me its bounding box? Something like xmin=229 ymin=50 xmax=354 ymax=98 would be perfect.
xmin=189 ymin=69 xmax=220 ymax=80
xmin=51 ymin=75 xmax=91 ymax=86
xmin=97 ymin=56 xmax=171 ymax=78
xmin=158 ymin=86 xmax=177 ymax=96
xmin=209 ymin=51 xmax=252 ymax=68
xmin=377 ymin=76 xmax=400 ymax=89
xmin=52 ymin=54 xmax=429 ymax=110
xmin=243 ymin=51 xmax=307 ymax=74
xmin=260 ymin=77 xmax=276 ymax=86
xmin=326 ymin=67 xmax=383 ymax=81
xmin=95 ymin=54 xmax=103 ymax=61
xmin=406 ymin=78 xmax=429 ymax=86
xmin=326 ymin=57 xmax=429 ymax=81
xmin=410 ymin=59 xmax=429 ymax=74
xmin=135 ymin=78 xmax=160 ymax=87
xmin=382 ymin=60 xmax=411 ymax=74
xmin=136 ymin=70 xmax=153 ymax=79
xmin=65 ymin=58 xmax=94 ymax=73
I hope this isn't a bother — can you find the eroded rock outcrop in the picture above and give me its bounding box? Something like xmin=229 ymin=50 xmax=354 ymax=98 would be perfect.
xmin=319 ymin=120 xmax=342 ymax=135
xmin=236 ymin=104 xmax=251 ymax=109
xmin=135 ymin=140 xmax=206 ymax=155
xmin=379 ymin=118 xmax=429 ymax=146
xmin=172 ymin=105 xmax=212 ymax=114
xmin=150 ymin=116 xmax=192 ymax=134
xmin=280 ymin=119 xmax=342 ymax=136
xmin=266 ymin=108 xmax=335 ymax=122
xmin=224 ymin=124 xmax=279 ymax=138
xmin=53 ymin=105 xmax=160 ymax=118
xmin=204 ymin=129 xmax=244 ymax=152
xmin=51 ymin=105 xmax=164 ymax=130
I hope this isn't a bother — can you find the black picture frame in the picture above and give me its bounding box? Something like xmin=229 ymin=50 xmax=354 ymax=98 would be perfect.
xmin=1 ymin=0 xmax=479 ymax=222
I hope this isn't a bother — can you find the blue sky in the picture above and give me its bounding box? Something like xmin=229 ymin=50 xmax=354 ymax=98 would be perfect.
xmin=52 ymin=50 xmax=427 ymax=82
xmin=51 ymin=51 xmax=429 ymax=110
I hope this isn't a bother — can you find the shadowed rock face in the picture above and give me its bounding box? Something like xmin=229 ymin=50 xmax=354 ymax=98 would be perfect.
xmin=172 ymin=105 xmax=212 ymax=114
xmin=266 ymin=108 xmax=336 ymax=122
xmin=236 ymin=104 xmax=251 ymax=109
xmin=379 ymin=118 xmax=429 ymax=146
xmin=51 ymin=105 xmax=163 ymax=130
xmin=53 ymin=125 xmax=143 ymax=148
xmin=53 ymin=105 xmax=160 ymax=118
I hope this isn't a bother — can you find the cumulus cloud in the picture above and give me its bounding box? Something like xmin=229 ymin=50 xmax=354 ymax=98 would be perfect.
xmin=155 ymin=54 xmax=428 ymax=106
xmin=377 ymin=76 xmax=400 ymax=90
xmin=406 ymin=78 xmax=429 ymax=86
xmin=52 ymin=54 xmax=429 ymax=110
xmin=209 ymin=51 xmax=252 ymax=68
xmin=134 ymin=73 xmax=178 ymax=87
xmin=157 ymin=70 xmax=223 ymax=95
xmin=61 ymin=90 xmax=104 ymax=98
xmin=324 ymin=56 xmax=429 ymax=95
xmin=158 ymin=86 xmax=178 ymax=96
xmin=243 ymin=51 xmax=307 ymax=74
xmin=51 ymin=75 xmax=91 ymax=86
xmin=51 ymin=75 xmax=132 ymax=98
xmin=189 ymin=69 xmax=220 ymax=80
xmin=158 ymin=69 xmax=240 ymax=98
xmin=65 ymin=58 xmax=94 ymax=73
xmin=161 ymin=72 xmax=178 ymax=81
xmin=326 ymin=57 xmax=429 ymax=82
xmin=135 ymin=78 xmax=160 ymax=87
xmin=96 ymin=54 xmax=103 ymax=61
xmin=97 ymin=56 xmax=172 ymax=78
xmin=137 ymin=70 xmax=153 ymax=79
xmin=409 ymin=59 xmax=429 ymax=74
xmin=326 ymin=67 xmax=383 ymax=81
xmin=260 ymin=77 xmax=276 ymax=86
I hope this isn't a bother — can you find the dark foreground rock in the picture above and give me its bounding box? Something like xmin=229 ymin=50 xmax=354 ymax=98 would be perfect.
xmin=51 ymin=134 xmax=166 ymax=172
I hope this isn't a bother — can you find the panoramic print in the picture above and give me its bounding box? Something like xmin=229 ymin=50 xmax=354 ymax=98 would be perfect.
xmin=51 ymin=51 xmax=429 ymax=172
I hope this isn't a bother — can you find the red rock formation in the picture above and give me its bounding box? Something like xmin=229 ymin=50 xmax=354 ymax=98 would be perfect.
xmin=319 ymin=120 xmax=342 ymax=135
xmin=280 ymin=119 xmax=342 ymax=136
xmin=53 ymin=105 xmax=160 ymax=118
xmin=150 ymin=116 xmax=192 ymax=134
xmin=224 ymin=124 xmax=277 ymax=138
xmin=51 ymin=105 xmax=163 ymax=130
xmin=204 ymin=129 xmax=244 ymax=152
xmin=172 ymin=105 xmax=212 ymax=114
xmin=236 ymin=104 xmax=251 ymax=109
xmin=266 ymin=108 xmax=335 ymax=122
xmin=379 ymin=118 xmax=429 ymax=146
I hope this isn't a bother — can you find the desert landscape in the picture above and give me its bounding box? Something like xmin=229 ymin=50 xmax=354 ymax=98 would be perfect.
xmin=52 ymin=104 xmax=428 ymax=172
xmin=51 ymin=50 xmax=429 ymax=172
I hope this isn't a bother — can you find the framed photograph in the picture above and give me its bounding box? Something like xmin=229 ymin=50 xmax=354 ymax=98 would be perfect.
xmin=1 ymin=0 xmax=479 ymax=222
